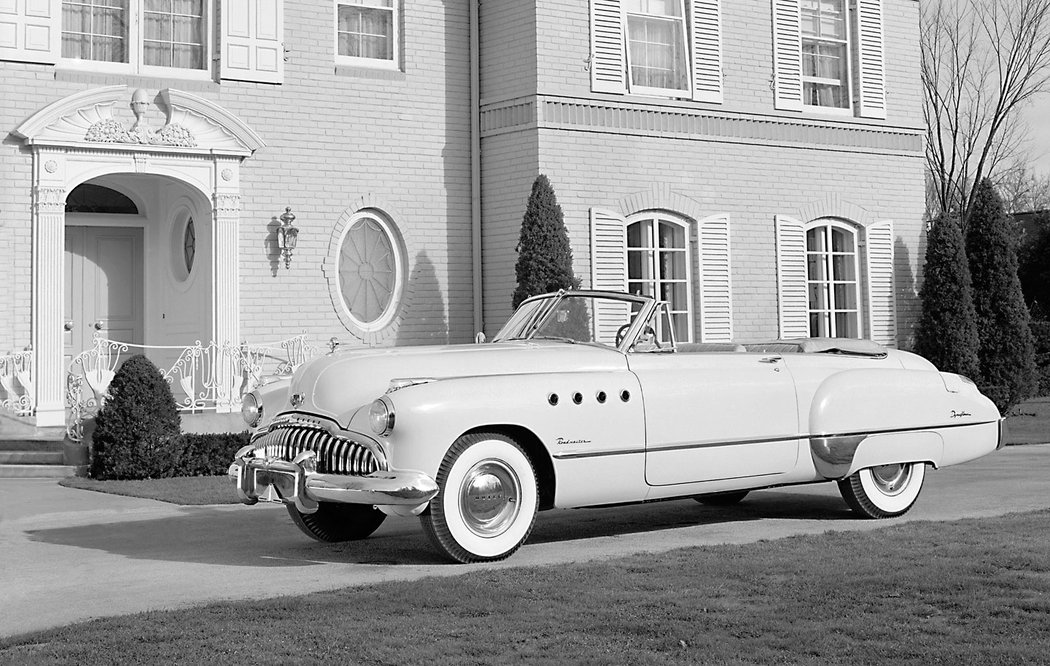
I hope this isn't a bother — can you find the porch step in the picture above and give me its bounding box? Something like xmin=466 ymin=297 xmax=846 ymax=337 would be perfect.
xmin=0 ymin=464 xmax=79 ymax=478
xmin=0 ymin=412 xmax=77 ymax=477
xmin=0 ymin=450 xmax=65 ymax=465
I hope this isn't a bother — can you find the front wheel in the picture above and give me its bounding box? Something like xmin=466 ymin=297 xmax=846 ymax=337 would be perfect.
xmin=421 ymin=432 xmax=539 ymax=563
xmin=287 ymin=502 xmax=387 ymax=542
xmin=838 ymin=462 xmax=926 ymax=518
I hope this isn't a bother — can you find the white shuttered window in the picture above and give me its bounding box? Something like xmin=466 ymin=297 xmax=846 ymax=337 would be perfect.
xmin=589 ymin=0 xmax=722 ymax=103
xmin=775 ymin=215 xmax=896 ymax=346
xmin=590 ymin=207 xmax=733 ymax=345
xmin=771 ymin=0 xmax=886 ymax=118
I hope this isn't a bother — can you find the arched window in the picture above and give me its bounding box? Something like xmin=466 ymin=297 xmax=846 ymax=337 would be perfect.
xmin=627 ymin=213 xmax=692 ymax=342
xmin=336 ymin=210 xmax=404 ymax=332
xmin=806 ymin=219 xmax=860 ymax=338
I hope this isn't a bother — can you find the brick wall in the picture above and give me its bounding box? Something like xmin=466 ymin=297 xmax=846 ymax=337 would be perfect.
xmin=0 ymin=0 xmax=476 ymax=359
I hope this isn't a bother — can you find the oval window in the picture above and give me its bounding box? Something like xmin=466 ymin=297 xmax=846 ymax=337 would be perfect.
xmin=183 ymin=217 xmax=196 ymax=274
xmin=337 ymin=213 xmax=403 ymax=330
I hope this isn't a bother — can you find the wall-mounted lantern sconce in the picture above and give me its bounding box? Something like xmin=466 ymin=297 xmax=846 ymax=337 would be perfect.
xmin=276 ymin=207 xmax=298 ymax=269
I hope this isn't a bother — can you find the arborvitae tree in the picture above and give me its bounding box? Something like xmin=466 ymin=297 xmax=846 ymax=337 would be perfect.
xmin=90 ymin=354 xmax=182 ymax=480
xmin=965 ymin=178 xmax=1038 ymax=412
xmin=512 ymin=174 xmax=578 ymax=309
xmin=915 ymin=215 xmax=980 ymax=379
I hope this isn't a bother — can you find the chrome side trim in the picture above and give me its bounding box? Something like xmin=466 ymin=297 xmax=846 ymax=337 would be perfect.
xmin=809 ymin=434 xmax=867 ymax=479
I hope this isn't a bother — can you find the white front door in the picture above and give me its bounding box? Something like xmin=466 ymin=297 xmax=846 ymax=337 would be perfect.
xmin=64 ymin=226 xmax=145 ymax=367
xmin=630 ymin=352 xmax=801 ymax=486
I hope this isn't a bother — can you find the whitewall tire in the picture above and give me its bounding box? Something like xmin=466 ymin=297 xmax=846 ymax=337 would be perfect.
xmin=421 ymin=432 xmax=539 ymax=563
xmin=838 ymin=462 xmax=927 ymax=518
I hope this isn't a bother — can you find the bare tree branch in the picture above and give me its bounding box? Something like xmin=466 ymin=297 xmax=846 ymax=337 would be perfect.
xmin=922 ymin=0 xmax=1050 ymax=225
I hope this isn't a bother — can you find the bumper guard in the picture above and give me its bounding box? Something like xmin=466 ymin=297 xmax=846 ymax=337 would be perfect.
xmin=228 ymin=451 xmax=439 ymax=514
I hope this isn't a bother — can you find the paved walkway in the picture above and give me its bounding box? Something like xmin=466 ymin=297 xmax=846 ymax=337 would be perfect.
xmin=1 ymin=445 xmax=1048 ymax=640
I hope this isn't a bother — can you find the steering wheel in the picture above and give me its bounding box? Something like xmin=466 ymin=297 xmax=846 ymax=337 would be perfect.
xmin=615 ymin=323 xmax=632 ymax=347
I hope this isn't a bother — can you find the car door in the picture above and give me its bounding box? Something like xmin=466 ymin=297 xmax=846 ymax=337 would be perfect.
xmin=630 ymin=350 xmax=801 ymax=486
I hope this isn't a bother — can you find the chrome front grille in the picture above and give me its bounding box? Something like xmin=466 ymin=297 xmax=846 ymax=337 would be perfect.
xmin=254 ymin=420 xmax=379 ymax=475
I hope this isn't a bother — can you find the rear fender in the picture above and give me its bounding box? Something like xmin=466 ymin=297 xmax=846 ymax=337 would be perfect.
xmin=808 ymin=368 xmax=997 ymax=478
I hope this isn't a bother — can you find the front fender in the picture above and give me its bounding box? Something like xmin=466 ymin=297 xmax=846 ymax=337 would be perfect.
xmin=357 ymin=371 xmax=645 ymax=482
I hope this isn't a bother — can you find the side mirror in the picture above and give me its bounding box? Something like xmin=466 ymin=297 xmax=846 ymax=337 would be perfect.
xmin=475 ymin=332 xmax=487 ymax=344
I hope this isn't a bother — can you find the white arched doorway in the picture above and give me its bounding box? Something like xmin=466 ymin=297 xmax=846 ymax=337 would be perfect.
xmin=14 ymin=86 xmax=264 ymax=427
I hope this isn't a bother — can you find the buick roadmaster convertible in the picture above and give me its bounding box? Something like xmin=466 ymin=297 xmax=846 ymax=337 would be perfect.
xmin=230 ymin=290 xmax=1003 ymax=563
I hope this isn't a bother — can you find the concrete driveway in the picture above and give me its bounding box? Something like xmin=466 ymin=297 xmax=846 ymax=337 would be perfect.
xmin=1 ymin=444 xmax=1048 ymax=640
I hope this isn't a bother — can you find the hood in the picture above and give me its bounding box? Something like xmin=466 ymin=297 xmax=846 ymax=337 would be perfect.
xmin=286 ymin=341 xmax=626 ymax=423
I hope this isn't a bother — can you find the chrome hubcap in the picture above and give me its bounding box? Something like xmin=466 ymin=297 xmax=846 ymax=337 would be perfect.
xmin=870 ymin=463 xmax=910 ymax=495
xmin=459 ymin=460 xmax=520 ymax=537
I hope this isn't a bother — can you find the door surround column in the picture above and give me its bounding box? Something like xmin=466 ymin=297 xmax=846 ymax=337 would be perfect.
xmin=14 ymin=86 xmax=265 ymax=427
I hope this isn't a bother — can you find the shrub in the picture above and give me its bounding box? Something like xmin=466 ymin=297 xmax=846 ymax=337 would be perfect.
xmin=965 ymin=179 xmax=1038 ymax=412
xmin=1032 ymin=320 xmax=1050 ymax=397
xmin=512 ymin=174 xmax=578 ymax=309
xmin=173 ymin=431 xmax=252 ymax=476
xmin=915 ymin=214 xmax=980 ymax=379
xmin=90 ymin=354 xmax=182 ymax=480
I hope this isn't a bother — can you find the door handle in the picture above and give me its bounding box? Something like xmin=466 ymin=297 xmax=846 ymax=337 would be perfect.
xmin=63 ymin=320 xmax=74 ymax=331
xmin=93 ymin=320 xmax=104 ymax=331
xmin=759 ymin=356 xmax=781 ymax=364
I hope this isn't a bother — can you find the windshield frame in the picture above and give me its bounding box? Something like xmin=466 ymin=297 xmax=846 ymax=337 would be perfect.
xmin=492 ymin=290 xmax=658 ymax=352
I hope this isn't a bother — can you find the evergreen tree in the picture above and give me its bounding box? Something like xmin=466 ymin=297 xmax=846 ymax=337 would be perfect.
xmin=965 ymin=178 xmax=1038 ymax=412
xmin=512 ymin=174 xmax=578 ymax=309
xmin=915 ymin=215 xmax=980 ymax=379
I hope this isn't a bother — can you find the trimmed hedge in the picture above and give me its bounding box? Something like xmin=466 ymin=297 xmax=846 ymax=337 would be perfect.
xmin=90 ymin=355 xmax=182 ymax=480
xmin=89 ymin=354 xmax=251 ymax=479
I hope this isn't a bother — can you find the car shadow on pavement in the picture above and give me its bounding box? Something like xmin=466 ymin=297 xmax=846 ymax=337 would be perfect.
xmin=24 ymin=489 xmax=853 ymax=567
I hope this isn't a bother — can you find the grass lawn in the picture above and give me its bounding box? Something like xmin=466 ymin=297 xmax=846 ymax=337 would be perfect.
xmin=59 ymin=475 xmax=236 ymax=505
xmin=1005 ymin=396 xmax=1050 ymax=444
xmin=1 ymin=509 xmax=1047 ymax=664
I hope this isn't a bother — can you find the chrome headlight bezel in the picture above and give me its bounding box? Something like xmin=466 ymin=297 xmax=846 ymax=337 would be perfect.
xmin=241 ymin=392 xmax=262 ymax=427
xmin=369 ymin=397 xmax=395 ymax=436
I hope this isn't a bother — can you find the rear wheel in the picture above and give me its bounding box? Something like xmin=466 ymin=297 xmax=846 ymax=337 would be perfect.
xmin=287 ymin=502 xmax=387 ymax=542
xmin=421 ymin=432 xmax=538 ymax=563
xmin=838 ymin=462 xmax=926 ymax=518
xmin=694 ymin=490 xmax=749 ymax=506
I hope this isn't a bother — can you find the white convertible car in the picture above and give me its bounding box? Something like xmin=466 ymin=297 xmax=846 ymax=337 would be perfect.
xmin=230 ymin=290 xmax=1004 ymax=563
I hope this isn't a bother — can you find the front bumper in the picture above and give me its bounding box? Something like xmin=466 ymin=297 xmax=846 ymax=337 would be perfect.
xmin=228 ymin=451 xmax=439 ymax=514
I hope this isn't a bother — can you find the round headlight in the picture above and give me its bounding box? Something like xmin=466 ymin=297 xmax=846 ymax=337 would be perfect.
xmin=241 ymin=392 xmax=261 ymax=427
xmin=369 ymin=398 xmax=395 ymax=436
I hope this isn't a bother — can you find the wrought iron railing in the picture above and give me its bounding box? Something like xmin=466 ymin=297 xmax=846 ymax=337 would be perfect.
xmin=65 ymin=335 xmax=314 ymax=441
xmin=0 ymin=348 xmax=35 ymax=417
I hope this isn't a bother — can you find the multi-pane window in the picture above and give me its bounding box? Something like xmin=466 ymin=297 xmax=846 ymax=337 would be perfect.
xmin=800 ymin=0 xmax=849 ymax=109
xmin=61 ymin=0 xmax=206 ymax=70
xmin=806 ymin=220 xmax=859 ymax=338
xmin=336 ymin=0 xmax=397 ymax=67
xmin=627 ymin=215 xmax=692 ymax=343
xmin=624 ymin=0 xmax=689 ymax=94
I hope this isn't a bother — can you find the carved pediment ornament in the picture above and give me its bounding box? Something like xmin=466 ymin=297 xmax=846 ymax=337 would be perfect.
xmin=13 ymin=85 xmax=264 ymax=156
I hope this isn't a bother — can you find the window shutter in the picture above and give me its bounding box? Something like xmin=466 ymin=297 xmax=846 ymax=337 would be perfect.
xmin=771 ymin=0 xmax=803 ymax=111
xmin=855 ymin=0 xmax=886 ymax=119
xmin=697 ymin=214 xmax=732 ymax=341
xmin=775 ymin=215 xmax=808 ymax=338
xmin=690 ymin=0 xmax=722 ymax=104
xmin=0 ymin=0 xmax=59 ymax=64
xmin=590 ymin=208 xmax=630 ymax=345
xmin=590 ymin=0 xmax=627 ymax=94
xmin=221 ymin=0 xmax=284 ymax=83
xmin=864 ymin=220 xmax=896 ymax=346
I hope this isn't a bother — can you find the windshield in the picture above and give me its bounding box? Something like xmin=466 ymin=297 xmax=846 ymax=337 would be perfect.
xmin=493 ymin=292 xmax=653 ymax=349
